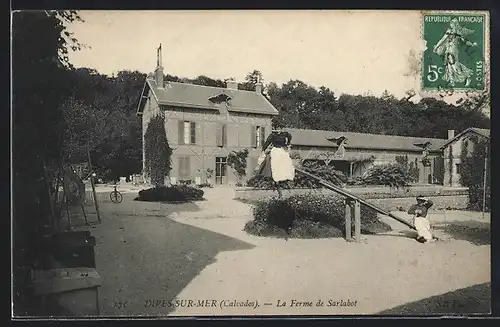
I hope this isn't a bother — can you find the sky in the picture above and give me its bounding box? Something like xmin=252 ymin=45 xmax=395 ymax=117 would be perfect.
xmin=66 ymin=10 xmax=489 ymax=106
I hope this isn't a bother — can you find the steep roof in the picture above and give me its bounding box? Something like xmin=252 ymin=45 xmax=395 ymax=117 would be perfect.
xmin=137 ymin=77 xmax=279 ymax=116
xmin=470 ymin=128 xmax=490 ymax=138
xmin=284 ymin=128 xmax=447 ymax=152
xmin=440 ymin=127 xmax=490 ymax=149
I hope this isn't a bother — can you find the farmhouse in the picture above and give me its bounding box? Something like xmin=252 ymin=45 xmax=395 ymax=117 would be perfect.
xmin=441 ymin=127 xmax=490 ymax=187
xmin=137 ymin=49 xmax=278 ymax=185
xmin=136 ymin=48 xmax=486 ymax=186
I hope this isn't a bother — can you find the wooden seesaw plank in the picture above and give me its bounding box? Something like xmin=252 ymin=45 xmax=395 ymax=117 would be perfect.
xmin=294 ymin=167 xmax=416 ymax=231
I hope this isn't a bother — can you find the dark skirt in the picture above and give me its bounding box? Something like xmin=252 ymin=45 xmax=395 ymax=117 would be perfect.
xmin=257 ymin=154 xmax=273 ymax=178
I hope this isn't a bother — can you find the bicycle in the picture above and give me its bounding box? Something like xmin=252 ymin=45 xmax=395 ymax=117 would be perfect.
xmin=110 ymin=185 xmax=123 ymax=203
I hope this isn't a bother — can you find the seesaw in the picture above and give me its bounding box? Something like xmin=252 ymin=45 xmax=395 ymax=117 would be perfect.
xmin=295 ymin=167 xmax=418 ymax=243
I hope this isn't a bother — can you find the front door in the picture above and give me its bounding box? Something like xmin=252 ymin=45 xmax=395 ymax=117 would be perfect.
xmin=215 ymin=157 xmax=227 ymax=185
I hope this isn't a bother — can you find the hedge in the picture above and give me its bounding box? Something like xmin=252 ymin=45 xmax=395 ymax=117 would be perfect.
xmin=134 ymin=185 xmax=204 ymax=203
xmin=244 ymin=193 xmax=392 ymax=239
xmin=246 ymin=161 xmax=345 ymax=189
xmin=355 ymin=163 xmax=412 ymax=189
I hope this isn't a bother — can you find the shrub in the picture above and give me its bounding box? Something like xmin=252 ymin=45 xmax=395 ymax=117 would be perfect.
xmin=243 ymin=193 xmax=392 ymax=239
xmin=467 ymin=185 xmax=490 ymax=212
xmin=246 ymin=161 xmax=346 ymax=189
xmin=433 ymin=156 xmax=445 ymax=184
xmin=358 ymin=163 xmax=411 ymax=189
xmin=144 ymin=115 xmax=173 ymax=187
xmin=134 ymin=185 xmax=204 ymax=203
xmin=227 ymin=149 xmax=249 ymax=185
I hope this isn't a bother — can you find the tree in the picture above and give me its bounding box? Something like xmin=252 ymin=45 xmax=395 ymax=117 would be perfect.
xmin=459 ymin=135 xmax=490 ymax=211
xmin=62 ymin=69 xmax=146 ymax=181
xmin=227 ymin=149 xmax=249 ymax=186
xmin=239 ymin=69 xmax=264 ymax=92
xmin=144 ymin=115 xmax=173 ymax=187
xmin=12 ymin=10 xmax=84 ymax=315
xmin=60 ymin=96 xmax=110 ymax=163
xmin=190 ymin=75 xmax=226 ymax=88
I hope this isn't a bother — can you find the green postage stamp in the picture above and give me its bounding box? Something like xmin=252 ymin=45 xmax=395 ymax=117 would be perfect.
xmin=421 ymin=12 xmax=487 ymax=92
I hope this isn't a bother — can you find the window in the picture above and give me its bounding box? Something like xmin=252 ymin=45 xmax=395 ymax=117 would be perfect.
xmin=255 ymin=126 xmax=266 ymax=148
xmin=456 ymin=163 xmax=461 ymax=174
xmin=216 ymin=123 xmax=227 ymax=147
xmin=179 ymin=121 xmax=196 ymax=145
xmin=215 ymin=157 xmax=227 ymax=185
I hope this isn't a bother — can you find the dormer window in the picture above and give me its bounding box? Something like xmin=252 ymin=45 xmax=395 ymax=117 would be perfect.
xmin=208 ymin=92 xmax=232 ymax=104
xmin=414 ymin=141 xmax=432 ymax=157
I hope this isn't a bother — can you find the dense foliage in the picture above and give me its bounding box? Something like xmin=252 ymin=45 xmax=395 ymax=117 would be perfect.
xmin=244 ymin=194 xmax=391 ymax=239
xmin=267 ymin=82 xmax=489 ymax=138
xmin=135 ymin=185 xmax=204 ymax=203
xmin=227 ymin=149 xmax=249 ymax=186
xmin=144 ymin=115 xmax=173 ymax=187
xmin=459 ymin=135 xmax=490 ymax=211
xmin=356 ymin=163 xmax=412 ymax=189
xmin=246 ymin=161 xmax=346 ymax=189
xmin=61 ymin=68 xmax=146 ymax=181
xmin=12 ymin=10 xmax=83 ymax=315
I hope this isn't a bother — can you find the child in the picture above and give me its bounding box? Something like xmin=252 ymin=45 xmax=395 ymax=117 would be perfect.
xmin=407 ymin=196 xmax=434 ymax=243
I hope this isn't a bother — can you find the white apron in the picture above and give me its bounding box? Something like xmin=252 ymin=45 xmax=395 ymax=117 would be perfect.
xmin=270 ymin=147 xmax=295 ymax=182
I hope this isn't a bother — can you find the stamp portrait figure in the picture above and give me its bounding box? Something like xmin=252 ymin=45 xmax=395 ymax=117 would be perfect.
xmin=422 ymin=13 xmax=486 ymax=92
xmin=432 ymin=18 xmax=477 ymax=87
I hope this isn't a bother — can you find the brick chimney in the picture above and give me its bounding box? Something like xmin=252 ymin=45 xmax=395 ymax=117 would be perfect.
xmin=155 ymin=43 xmax=164 ymax=89
xmin=447 ymin=129 xmax=455 ymax=139
xmin=226 ymin=80 xmax=238 ymax=90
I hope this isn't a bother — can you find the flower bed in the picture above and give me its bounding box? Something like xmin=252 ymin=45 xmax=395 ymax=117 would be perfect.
xmin=243 ymin=193 xmax=392 ymax=239
xmin=134 ymin=185 xmax=204 ymax=203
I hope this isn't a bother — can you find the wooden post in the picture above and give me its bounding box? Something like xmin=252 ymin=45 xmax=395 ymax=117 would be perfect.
xmin=349 ymin=162 xmax=354 ymax=178
xmin=53 ymin=164 xmax=64 ymax=232
xmin=81 ymin=204 xmax=89 ymax=225
xmin=65 ymin=194 xmax=72 ymax=230
xmin=345 ymin=200 xmax=352 ymax=241
xmin=87 ymin=150 xmax=101 ymax=223
xmin=354 ymin=200 xmax=361 ymax=243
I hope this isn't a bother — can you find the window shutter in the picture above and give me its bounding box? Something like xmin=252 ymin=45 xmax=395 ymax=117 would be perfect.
xmin=250 ymin=126 xmax=257 ymax=148
xmin=260 ymin=127 xmax=266 ymax=146
xmin=186 ymin=156 xmax=191 ymax=178
xmin=178 ymin=121 xmax=184 ymax=145
xmin=222 ymin=124 xmax=227 ymax=147
xmin=190 ymin=122 xmax=196 ymax=144
xmin=216 ymin=124 xmax=222 ymax=147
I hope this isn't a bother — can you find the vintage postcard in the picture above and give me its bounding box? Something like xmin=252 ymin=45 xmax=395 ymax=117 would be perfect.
xmin=11 ymin=10 xmax=491 ymax=319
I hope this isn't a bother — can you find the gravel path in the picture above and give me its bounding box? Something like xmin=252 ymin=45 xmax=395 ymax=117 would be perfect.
xmin=71 ymin=186 xmax=490 ymax=316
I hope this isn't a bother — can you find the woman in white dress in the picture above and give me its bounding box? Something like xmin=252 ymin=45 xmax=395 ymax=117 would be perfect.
xmin=255 ymin=126 xmax=295 ymax=198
